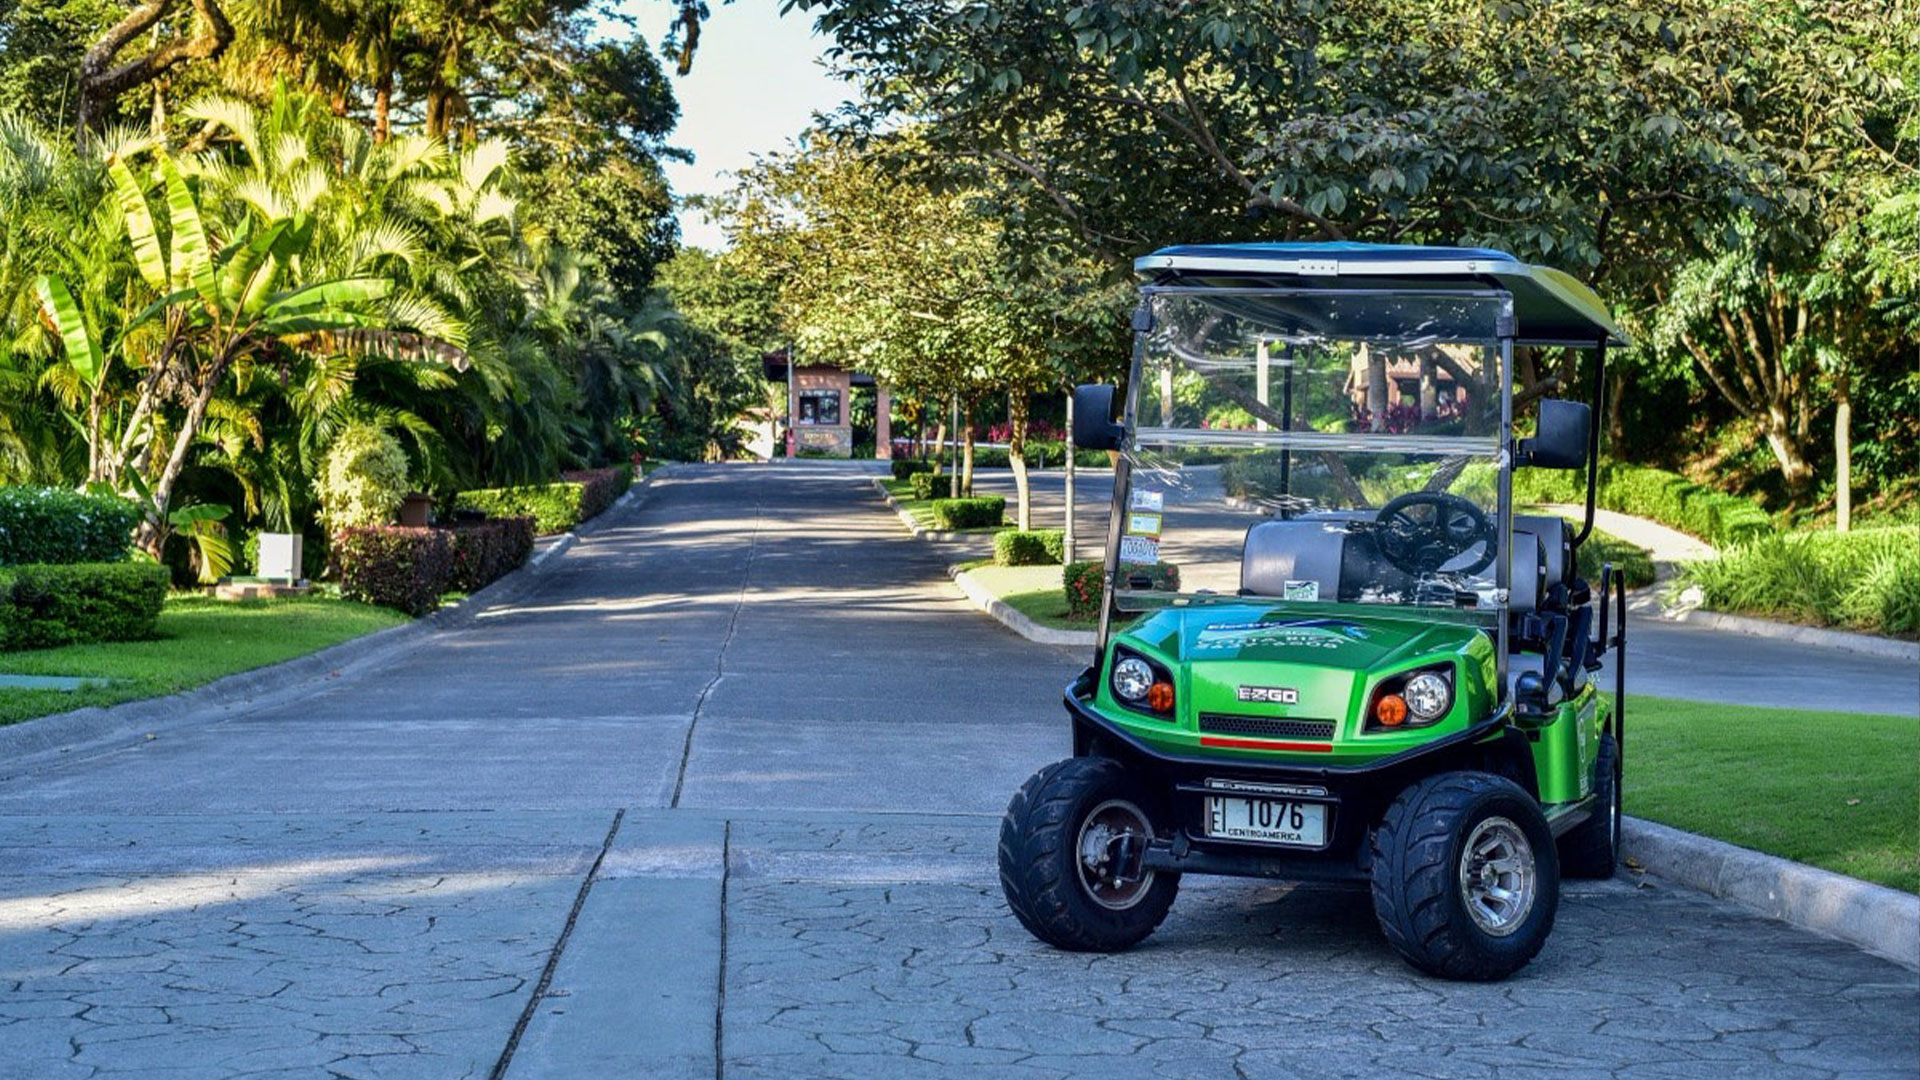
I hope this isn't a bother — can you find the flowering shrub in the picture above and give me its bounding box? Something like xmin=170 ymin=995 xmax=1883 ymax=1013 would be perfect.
xmin=0 ymin=487 xmax=141 ymax=566
xmin=333 ymin=527 xmax=456 ymax=616
xmin=0 ymin=562 xmax=169 ymax=649
xmin=1063 ymin=560 xmax=1180 ymax=620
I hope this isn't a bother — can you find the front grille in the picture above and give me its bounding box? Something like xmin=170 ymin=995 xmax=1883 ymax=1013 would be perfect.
xmin=1198 ymin=713 xmax=1337 ymax=740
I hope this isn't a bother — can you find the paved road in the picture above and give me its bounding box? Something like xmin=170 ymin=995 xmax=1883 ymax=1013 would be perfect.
xmin=0 ymin=462 xmax=1913 ymax=1079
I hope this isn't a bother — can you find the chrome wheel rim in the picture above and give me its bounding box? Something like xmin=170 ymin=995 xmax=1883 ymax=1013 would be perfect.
xmin=1457 ymin=816 xmax=1537 ymax=936
xmin=1075 ymin=798 xmax=1155 ymax=910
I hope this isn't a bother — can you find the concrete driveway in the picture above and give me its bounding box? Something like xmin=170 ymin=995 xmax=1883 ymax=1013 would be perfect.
xmin=0 ymin=462 xmax=1913 ymax=1079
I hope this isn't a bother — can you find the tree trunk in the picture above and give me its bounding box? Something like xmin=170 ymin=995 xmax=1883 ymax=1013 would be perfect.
xmin=135 ymin=354 xmax=230 ymax=557
xmin=1158 ymin=363 xmax=1174 ymax=424
xmin=1761 ymin=403 xmax=1815 ymax=489
xmin=1009 ymin=393 xmax=1031 ymax=531
xmin=1835 ymin=371 xmax=1851 ymax=533
xmin=374 ymin=64 xmax=394 ymax=143
xmin=75 ymin=0 xmax=233 ymax=144
xmin=961 ymin=414 xmax=976 ymax=498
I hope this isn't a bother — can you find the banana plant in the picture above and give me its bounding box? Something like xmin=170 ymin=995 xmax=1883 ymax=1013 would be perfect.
xmin=37 ymin=141 xmax=470 ymax=558
xmin=167 ymin=502 xmax=233 ymax=584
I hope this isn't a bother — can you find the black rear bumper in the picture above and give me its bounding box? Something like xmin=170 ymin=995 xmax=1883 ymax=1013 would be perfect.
xmin=1063 ymin=669 xmax=1526 ymax=882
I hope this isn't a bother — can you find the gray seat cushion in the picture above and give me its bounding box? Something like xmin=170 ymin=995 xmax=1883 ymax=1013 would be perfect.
xmin=1508 ymin=531 xmax=1545 ymax=613
xmin=1243 ymin=520 xmax=1349 ymax=600
xmin=1513 ymin=514 xmax=1572 ymax=588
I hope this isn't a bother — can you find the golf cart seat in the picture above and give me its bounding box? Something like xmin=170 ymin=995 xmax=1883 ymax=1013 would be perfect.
xmin=1241 ymin=519 xmax=1350 ymax=600
xmin=1507 ymin=532 xmax=1545 ymax=614
xmin=1512 ymin=515 xmax=1574 ymax=591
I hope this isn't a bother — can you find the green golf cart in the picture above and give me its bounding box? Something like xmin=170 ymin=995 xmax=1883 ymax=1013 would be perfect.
xmin=998 ymin=242 xmax=1630 ymax=981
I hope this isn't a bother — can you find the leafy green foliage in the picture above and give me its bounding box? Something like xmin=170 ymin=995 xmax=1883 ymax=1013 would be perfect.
xmin=1684 ymin=526 xmax=1920 ymax=638
xmin=453 ymin=484 xmax=585 ymax=536
xmin=0 ymin=487 xmax=141 ymax=565
xmin=1577 ymin=531 xmax=1655 ymax=591
xmin=909 ymin=473 xmax=952 ymax=501
xmin=889 ymin=459 xmax=933 ymax=482
xmin=1514 ymin=464 xmax=1773 ymax=548
xmin=319 ymin=426 xmax=411 ymax=530
xmin=332 ymin=526 xmax=456 ymax=616
xmin=0 ymin=561 xmax=169 ymax=649
xmin=994 ymin=528 xmax=1065 ymax=566
xmin=929 ymin=496 xmax=1005 ymax=530
xmin=453 ymin=466 xmax=627 ymax=535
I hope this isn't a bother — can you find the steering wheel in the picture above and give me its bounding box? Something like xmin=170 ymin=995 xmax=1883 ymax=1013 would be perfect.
xmin=1373 ymin=492 xmax=1497 ymax=576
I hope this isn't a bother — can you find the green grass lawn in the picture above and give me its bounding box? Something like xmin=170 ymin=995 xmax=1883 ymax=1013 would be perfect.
xmin=1626 ymin=695 xmax=1918 ymax=893
xmin=961 ymin=562 xmax=1087 ymax=629
xmin=880 ymin=478 xmax=1009 ymax=534
xmin=0 ymin=594 xmax=406 ymax=727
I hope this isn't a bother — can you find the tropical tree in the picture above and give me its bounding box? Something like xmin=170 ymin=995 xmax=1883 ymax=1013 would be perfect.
xmin=35 ymin=129 xmax=468 ymax=555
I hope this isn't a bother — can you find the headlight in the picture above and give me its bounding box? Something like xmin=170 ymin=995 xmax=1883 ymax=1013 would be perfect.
xmin=1403 ymin=671 xmax=1453 ymax=720
xmin=1112 ymin=657 xmax=1154 ymax=702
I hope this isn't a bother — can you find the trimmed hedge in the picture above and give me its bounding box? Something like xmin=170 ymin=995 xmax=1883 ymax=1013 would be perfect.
xmin=454 ymin=464 xmax=631 ymax=536
xmin=446 ymin=517 xmax=536 ymax=594
xmin=1063 ymin=559 xmax=1181 ymax=620
xmin=0 ymin=562 xmax=168 ymax=650
xmin=0 ymin=487 xmax=141 ymax=566
xmin=334 ymin=527 xmax=456 ymax=616
xmin=891 ymin=459 xmax=933 ymax=481
xmin=910 ymin=473 xmax=954 ymax=500
xmin=930 ymin=496 xmax=1005 ymax=529
xmin=994 ymin=529 xmax=1066 ymax=566
xmin=1513 ymin=464 xmax=1773 ymax=548
xmin=561 ymin=465 xmax=634 ymax=522
xmin=1684 ymin=525 xmax=1920 ymax=638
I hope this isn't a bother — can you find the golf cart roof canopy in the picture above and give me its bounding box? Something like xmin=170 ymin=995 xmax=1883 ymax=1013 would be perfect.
xmin=1135 ymin=242 xmax=1628 ymax=349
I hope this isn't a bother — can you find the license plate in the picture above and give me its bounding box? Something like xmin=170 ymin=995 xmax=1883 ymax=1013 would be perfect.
xmin=1204 ymin=796 xmax=1328 ymax=847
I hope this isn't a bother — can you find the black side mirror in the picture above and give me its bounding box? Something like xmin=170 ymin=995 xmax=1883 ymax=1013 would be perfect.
xmin=1071 ymin=384 xmax=1125 ymax=451
xmin=1518 ymin=398 xmax=1590 ymax=470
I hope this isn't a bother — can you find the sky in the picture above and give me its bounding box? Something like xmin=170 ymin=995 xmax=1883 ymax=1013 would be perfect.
xmin=615 ymin=1 xmax=857 ymax=251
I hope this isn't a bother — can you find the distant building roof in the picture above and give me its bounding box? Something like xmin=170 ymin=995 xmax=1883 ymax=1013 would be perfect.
xmin=761 ymin=348 xmax=876 ymax=385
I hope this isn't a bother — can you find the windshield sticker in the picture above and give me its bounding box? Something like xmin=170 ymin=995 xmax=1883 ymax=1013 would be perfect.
xmin=1129 ymin=489 xmax=1165 ymax=512
xmin=1126 ymin=512 xmax=1163 ymax=538
xmin=1282 ymin=580 xmax=1320 ymax=602
xmin=1119 ymin=536 xmax=1160 ymax=564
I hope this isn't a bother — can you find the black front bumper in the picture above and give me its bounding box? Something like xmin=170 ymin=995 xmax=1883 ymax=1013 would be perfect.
xmin=1063 ymin=669 xmax=1522 ymax=883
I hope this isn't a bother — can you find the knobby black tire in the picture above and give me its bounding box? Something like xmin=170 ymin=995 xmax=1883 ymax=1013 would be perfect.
xmin=1558 ymin=734 xmax=1622 ymax=879
xmin=1369 ymin=771 xmax=1559 ymax=981
xmin=998 ymin=756 xmax=1179 ymax=953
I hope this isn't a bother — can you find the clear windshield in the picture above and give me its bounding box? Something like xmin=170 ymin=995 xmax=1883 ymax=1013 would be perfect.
xmin=1115 ymin=289 xmax=1509 ymax=619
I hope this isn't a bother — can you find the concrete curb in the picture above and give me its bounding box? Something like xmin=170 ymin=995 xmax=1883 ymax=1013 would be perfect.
xmin=1624 ymin=816 xmax=1919 ymax=971
xmin=0 ymin=464 xmax=678 ymax=775
xmin=869 ymin=477 xmax=999 ymax=545
xmin=1646 ymin=604 xmax=1919 ymax=662
xmin=947 ymin=566 xmax=1096 ymax=648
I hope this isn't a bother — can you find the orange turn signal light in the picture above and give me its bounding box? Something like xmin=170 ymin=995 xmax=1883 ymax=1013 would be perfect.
xmin=1147 ymin=681 xmax=1176 ymax=713
xmin=1375 ymin=693 xmax=1409 ymax=727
